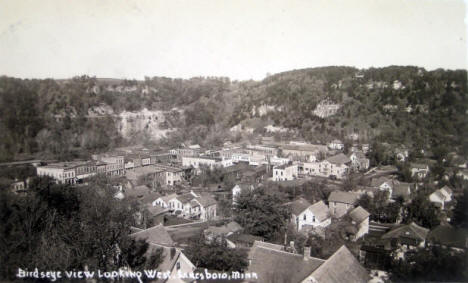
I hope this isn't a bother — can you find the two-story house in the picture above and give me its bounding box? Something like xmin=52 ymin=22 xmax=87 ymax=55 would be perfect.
xmin=348 ymin=151 xmax=370 ymax=171
xmin=429 ymin=185 xmax=453 ymax=209
xmin=289 ymin=198 xmax=331 ymax=232
xmin=321 ymin=153 xmax=351 ymax=179
xmin=328 ymin=190 xmax=359 ymax=218
xmin=273 ymin=163 xmax=298 ymax=181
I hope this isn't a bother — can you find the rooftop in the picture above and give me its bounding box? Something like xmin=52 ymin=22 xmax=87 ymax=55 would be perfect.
xmin=382 ymin=222 xmax=429 ymax=242
xmin=349 ymin=206 xmax=370 ymax=223
xmin=290 ymin=198 xmax=312 ymax=216
xmin=326 ymin=153 xmax=351 ymax=165
xmin=274 ymin=163 xmax=295 ymax=170
xmin=328 ymin=191 xmax=359 ymax=205
xmin=304 ymin=245 xmax=370 ymax=283
xmin=130 ymin=224 xmax=174 ymax=247
xmin=247 ymin=241 xmax=325 ymax=283
xmin=309 ymin=200 xmax=330 ymax=222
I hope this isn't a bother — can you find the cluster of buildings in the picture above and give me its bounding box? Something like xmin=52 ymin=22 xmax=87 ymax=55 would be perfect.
xmin=153 ymin=191 xmax=217 ymax=221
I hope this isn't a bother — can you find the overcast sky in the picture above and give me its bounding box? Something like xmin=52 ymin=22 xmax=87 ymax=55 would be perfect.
xmin=0 ymin=0 xmax=466 ymax=80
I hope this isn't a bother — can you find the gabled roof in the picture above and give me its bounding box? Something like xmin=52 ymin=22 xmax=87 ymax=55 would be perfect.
xmin=290 ymin=198 xmax=312 ymax=216
xmin=305 ymin=245 xmax=370 ymax=283
xmin=349 ymin=206 xmax=370 ymax=223
xmin=130 ymin=224 xmax=174 ymax=247
xmin=370 ymin=176 xmax=392 ymax=187
xmin=146 ymin=205 xmax=169 ymax=216
xmin=441 ymin=185 xmax=453 ymax=195
xmin=326 ymin=153 xmax=351 ymax=165
xmin=309 ymin=201 xmax=330 ymax=222
xmin=159 ymin=193 xmax=177 ymax=204
xmin=196 ymin=193 xmax=217 ymax=207
xmin=328 ymin=191 xmax=359 ymax=205
xmin=247 ymin=241 xmax=325 ymax=283
xmin=431 ymin=190 xmax=446 ymax=201
xmin=176 ymin=193 xmax=197 ymax=204
xmin=139 ymin=191 xmax=162 ymax=205
xmin=382 ymin=222 xmax=429 ymax=242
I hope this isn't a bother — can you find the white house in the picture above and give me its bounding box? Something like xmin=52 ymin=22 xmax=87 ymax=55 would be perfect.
xmin=411 ymin=163 xmax=429 ymax=179
xmin=168 ymin=191 xmax=199 ymax=216
xmin=160 ymin=191 xmax=217 ymax=221
xmin=153 ymin=193 xmax=177 ymax=208
xmin=232 ymin=183 xmax=254 ymax=204
xmin=303 ymin=161 xmax=321 ymax=176
xmin=328 ymin=139 xmax=344 ymax=150
xmin=141 ymin=156 xmax=151 ymax=166
xmin=348 ymin=151 xmax=370 ymax=171
xmin=273 ymin=164 xmax=298 ymax=181
xmin=308 ymin=200 xmax=332 ymax=228
xmin=348 ymin=206 xmax=370 ymax=241
xmin=290 ymin=198 xmax=331 ymax=232
xmin=429 ymin=186 xmax=453 ymax=209
xmin=321 ymin=153 xmax=351 ymax=179
xmin=370 ymin=176 xmax=394 ymax=197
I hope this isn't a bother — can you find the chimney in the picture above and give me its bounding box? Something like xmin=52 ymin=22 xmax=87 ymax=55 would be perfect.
xmin=304 ymin=246 xmax=311 ymax=261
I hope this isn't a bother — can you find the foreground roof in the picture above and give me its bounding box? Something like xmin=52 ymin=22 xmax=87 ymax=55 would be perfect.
xmin=247 ymin=241 xmax=325 ymax=283
xmin=130 ymin=224 xmax=174 ymax=247
xmin=303 ymin=245 xmax=370 ymax=283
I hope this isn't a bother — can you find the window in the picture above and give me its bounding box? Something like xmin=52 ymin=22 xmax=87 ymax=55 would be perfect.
xmin=303 ymin=214 xmax=306 ymax=220
xmin=313 ymin=216 xmax=316 ymax=222
xmin=176 ymin=262 xmax=181 ymax=270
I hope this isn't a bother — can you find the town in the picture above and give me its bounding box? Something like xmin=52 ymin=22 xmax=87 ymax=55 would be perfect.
xmin=3 ymin=130 xmax=467 ymax=282
xmin=1 ymin=0 xmax=467 ymax=281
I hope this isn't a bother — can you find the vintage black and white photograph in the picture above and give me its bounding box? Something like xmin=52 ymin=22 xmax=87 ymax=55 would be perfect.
xmin=0 ymin=0 xmax=467 ymax=282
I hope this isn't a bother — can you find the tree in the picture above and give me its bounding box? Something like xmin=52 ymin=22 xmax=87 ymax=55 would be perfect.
xmin=233 ymin=187 xmax=290 ymax=242
xmin=185 ymin=233 xmax=248 ymax=272
xmin=0 ymin=176 xmax=160 ymax=280
xmin=402 ymin=193 xmax=440 ymax=229
xmin=358 ymin=191 xmax=401 ymax=223
xmin=390 ymin=246 xmax=467 ymax=282
xmin=452 ymin=188 xmax=468 ymax=229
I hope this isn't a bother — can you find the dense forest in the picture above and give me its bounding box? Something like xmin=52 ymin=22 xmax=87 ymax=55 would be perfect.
xmin=0 ymin=66 xmax=466 ymax=162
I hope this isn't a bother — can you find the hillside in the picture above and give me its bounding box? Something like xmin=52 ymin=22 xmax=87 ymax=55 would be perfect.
xmin=0 ymin=66 xmax=466 ymax=162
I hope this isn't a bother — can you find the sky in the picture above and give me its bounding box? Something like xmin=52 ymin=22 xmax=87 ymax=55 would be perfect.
xmin=0 ymin=0 xmax=467 ymax=81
